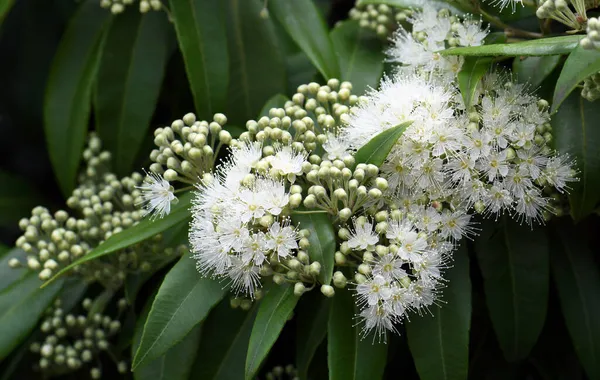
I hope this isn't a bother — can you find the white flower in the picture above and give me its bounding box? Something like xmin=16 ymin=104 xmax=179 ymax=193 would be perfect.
xmin=485 ymin=0 xmax=524 ymax=12
xmin=237 ymin=188 xmax=266 ymax=222
xmin=136 ymin=173 xmax=177 ymax=219
xmin=269 ymin=145 xmax=306 ymax=177
xmin=323 ymin=132 xmax=352 ymax=161
xmin=439 ymin=210 xmax=473 ymax=240
xmin=218 ymin=218 xmax=250 ymax=252
xmin=228 ymin=259 xmax=261 ymax=298
xmin=241 ymin=233 xmax=268 ymax=266
xmin=479 ymin=150 xmax=509 ymax=181
xmin=517 ymin=147 xmax=547 ymax=180
xmin=357 ymin=275 xmax=393 ymax=306
xmin=514 ymin=188 xmax=549 ymax=225
xmin=359 ymin=304 xmax=396 ymax=340
xmin=397 ymin=231 xmax=427 ymax=262
xmin=347 ymin=220 xmax=379 ymax=250
xmin=266 ymin=221 xmax=298 ymax=258
xmin=372 ymin=254 xmax=407 ymax=281
xmin=454 ymin=19 xmax=488 ymax=47
xmin=543 ymin=154 xmax=577 ymax=193
xmin=386 ymin=219 xmax=414 ymax=242
xmin=231 ymin=141 xmax=262 ymax=170
xmin=256 ymin=178 xmax=289 ymax=216
xmin=485 ymin=183 xmax=513 ymax=215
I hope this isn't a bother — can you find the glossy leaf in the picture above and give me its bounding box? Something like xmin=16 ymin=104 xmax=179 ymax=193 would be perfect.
xmin=269 ymin=0 xmax=340 ymax=80
xmin=551 ymin=222 xmax=600 ymax=380
xmin=132 ymin=254 xmax=227 ymax=370
xmin=296 ymin=294 xmax=330 ymax=380
xmin=94 ymin=9 xmax=172 ymax=176
xmin=552 ymin=93 xmax=600 ymax=220
xmin=291 ymin=211 xmax=336 ymax=285
xmin=330 ymin=20 xmax=384 ymax=95
xmin=457 ymin=57 xmax=492 ymax=108
xmin=328 ymin=287 xmax=387 ymax=380
xmin=513 ymin=55 xmax=561 ymax=88
xmin=259 ymin=94 xmax=290 ymax=118
xmin=45 ymin=192 xmax=193 ymax=285
xmin=224 ymin=0 xmax=286 ymax=126
xmin=475 ymin=218 xmax=549 ymax=361
xmin=43 ymin=0 xmax=111 ymax=196
xmin=552 ymin=44 xmax=600 ymax=113
xmin=407 ymin=244 xmax=471 ymax=380
xmin=441 ymin=35 xmax=582 ymax=57
xmin=169 ymin=0 xmax=228 ymax=118
xmin=353 ymin=121 xmax=413 ymax=167
xmin=246 ymin=284 xmax=299 ymax=379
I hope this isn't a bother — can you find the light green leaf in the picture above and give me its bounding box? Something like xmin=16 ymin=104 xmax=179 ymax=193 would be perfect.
xmin=475 ymin=218 xmax=549 ymax=361
xmin=353 ymin=121 xmax=413 ymax=167
xmin=94 ymin=9 xmax=173 ymax=176
xmin=328 ymin=287 xmax=387 ymax=380
xmin=0 ymin=249 xmax=28 ymax=292
xmin=246 ymin=284 xmax=299 ymax=379
xmin=457 ymin=57 xmax=492 ymax=108
xmin=45 ymin=192 xmax=192 ymax=286
xmin=259 ymin=94 xmax=290 ymax=118
xmin=441 ymin=35 xmax=583 ymax=57
xmin=407 ymin=244 xmax=471 ymax=380
xmin=43 ymin=0 xmax=112 ymax=196
xmin=330 ymin=20 xmax=384 ymax=95
xmin=296 ymin=294 xmax=330 ymax=380
xmin=269 ymin=0 xmax=340 ymax=80
xmin=551 ymin=93 xmax=600 ymax=221
xmin=551 ymin=45 xmax=600 ymax=113
xmin=132 ymin=254 xmax=227 ymax=370
xmin=291 ymin=211 xmax=336 ymax=285
xmin=551 ymin=222 xmax=600 ymax=380
xmin=513 ymin=55 xmax=561 ymax=88
xmin=169 ymin=0 xmax=228 ymax=119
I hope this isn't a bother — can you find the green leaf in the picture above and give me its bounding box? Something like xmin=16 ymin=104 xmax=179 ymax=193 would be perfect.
xmin=0 ymin=249 xmax=28 ymax=292
xmin=0 ymin=170 xmax=43 ymax=227
xmin=513 ymin=55 xmax=561 ymax=88
xmin=330 ymin=20 xmax=384 ymax=95
xmin=0 ymin=273 xmax=63 ymax=359
xmin=133 ymin=293 xmax=202 ymax=380
xmin=475 ymin=218 xmax=549 ymax=361
xmin=0 ymin=0 xmax=14 ymax=26
xmin=328 ymin=287 xmax=387 ymax=380
xmin=296 ymin=293 xmax=330 ymax=380
xmin=132 ymin=254 xmax=227 ymax=370
xmin=224 ymin=0 xmax=286 ymax=126
xmin=169 ymin=0 xmax=228 ymax=119
xmin=551 ymin=93 xmax=600 ymax=221
xmin=269 ymin=0 xmax=340 ymax=80
xmin=259 ymin=94 xmax=290 ymax=118
xmin=551 ymin=222 xmax=600 ymax=380
xmin=45 ymin=192 xmax=192 ymax=285
xmin=441 ymin=35 xmax=583 ymax=57
xmin=407 ymin=244 xmax=471 ymax=380
xmin=94 ymin=9 xmax=173 ymax=176
xmin=457 ymin=57 xmax=493 ymax=108
xmin=246 ymin=284 xmax=299 ymax=379
xmin=356 ymin=0 xmax=468 ymax=13
xmin=191 ymin=301 xmax=259 ymax=380
xmin=291 ymin=211 xmax=336 ymax=285
xmin=43 ymin=0 xmax=112 ymax=196
xmin=551 ymin=45 xmax=600 ymax=113
xmin=353 ymin=121 xmax=413 ymax=167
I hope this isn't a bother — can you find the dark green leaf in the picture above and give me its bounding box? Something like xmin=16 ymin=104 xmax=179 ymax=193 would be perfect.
xmin=291 ymin=211 xmax=336 ymax=285
xmin=45 ymin=192 xmax=192 ymax=285
xmin=94 ymin=9 xmax=173 ymax=176
xmin=124 ymin=253 xmax=179 ymax=305
xmin=246 ymin=284 xmax=299 ymax=379
xmin=43 ymin=0 xmax=112 ymax=196
xmin=513 ymin=55 xmax=561 ymax=88
xmin=353 ymin=121 xmax=413 ymax=167
xmin=551 ymin=222 xmax=600 ymax=380
xmin=457 ymin=57 xmax=493 ymax=108
xmin=169 ymin=0 xmax=228 ymax=118
xmin=551 ymin=45 xmax=600 ymax=113
xmin=224 ymin=0 xmax=286 ymax=126
xmin=0 ymin=248 xmax=28 ymax=292
xmin=551 ymin=93 xmax=600 ymax=220
xmin=286 ymin=52 xmax=317 ymax=94
xmin=328 ymin=287 xmax=387 ymax=380
xmin=330 ymin=20 xmax=384 ymax=95
xmin=296 ymin=294 xmax=330 ymax=380
xmin=132 ymin=254 xmax=227 ymax=370
xmin=269 ymin=0 xmax=340 ymax=80
xmin=0 ymin=170 xmax=43 ymax=227
xmin=441 ymin=35 xmax=582 ymax=57
xmin=259 ymin=94 xmax=290 ymax=118
xmin=407 ymin=244 xmax=471 ymax=380
xmin=475 ymin=218 xmax=548 ymax=361
xmin=0 ymin=0 xmax=15 ymax=24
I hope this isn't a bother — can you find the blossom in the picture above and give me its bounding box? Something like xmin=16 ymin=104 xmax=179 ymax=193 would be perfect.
xmin=266 ymin=221 xmax=298 ymax=258
xmin=136 ymin=173 xmax=177 ymax=219
xmin=347 ymin=220 xmax=379 ymax=250
xmin=268 ymin=145 xmax=306 ymax=177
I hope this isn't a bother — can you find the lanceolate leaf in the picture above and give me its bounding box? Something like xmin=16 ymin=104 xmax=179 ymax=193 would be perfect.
xmin=328 ymin=287 xmax=387 ymax=380
xmin=296 ymin=293 xmax=331 ymax=380
xmin=330 ymin=20 xmax=384 ymax=95
xmin=132 ymin=254 xmax=227 ymax=370
xmin=44 ymin=0 xmax=112 ymax=196
xmin=441 ymin=35 xmax=583 ymax=57
xmin=0 ymin=249 xmax=27 ymax=292
xmin=269 ymin=0 xmax=340 ymax=80
xmin=94 ymin=9 xmax=173 ymax=176
xmin=291 ymin=211 xmax=336 ymax=285
xmin=457 ymin=57 xmax=492 ymax=108
xmin=513 ymin=55 xmax=561 ymax=88
xmin=259 ymin=94 xmax=290 ymax=118
xmin=551 ymin=44 xmax=600 ymax=113
xmin=551 ymin=222 xmax=600 ymax=380
xmin=475 ymin=218 xmax=549 ymax=362
xmin=45 ymin=192 xmax=193 ymax=285
xmin=169 ymin=0 xmax=228 ymax=118
xmin=407 ymin=244 xmax=471 ymax=380
xmin=551 ymin=93 xmax=600 ymax=221
xmin=353 ymin=121 xmax=413 ymax=167
xmin=224 ymin=0 xmax=286 ymax=126
xmin=246 ymin=284 xmax=299 ymax=379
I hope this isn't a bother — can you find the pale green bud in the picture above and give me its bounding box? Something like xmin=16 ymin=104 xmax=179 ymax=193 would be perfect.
xmin=294 ymin=282 xmax=306 ymax=296
xmin=320 ymin=285 xmax=335 ymax=297
xmin=334 ymin=251 xmax=346 ymax=265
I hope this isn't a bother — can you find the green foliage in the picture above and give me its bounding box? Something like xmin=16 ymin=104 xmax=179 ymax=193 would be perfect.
xmin=353 ymin=121 xmax=412 ymax=167
xmin=457 ymin=57 xmax=493 ymax=108
xmin=513 ymin=55 xmax=561 ymax=88
xmin=441 ymin=35 xmax=583 ymax=57
xmin=552 ymin=45 xmax=600 ymax=112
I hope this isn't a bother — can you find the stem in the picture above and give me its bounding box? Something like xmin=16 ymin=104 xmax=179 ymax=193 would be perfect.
xmin=291 ymin=210 xmax=329 ymax=215
xmin=174 ymin=186 xmax=193 ymax=194
xmin=478 ymin=7 xmax=543 ymax=39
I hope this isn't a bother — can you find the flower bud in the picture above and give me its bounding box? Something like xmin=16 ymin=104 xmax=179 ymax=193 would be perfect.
xmin=273 ymin=273 xmax=285 ymax=285
xmin=320 ymin=285 xmax=335 ymax=297
xmin=358 ymin=263 xmax=371 ymax=275
xmin=294 ymin=282 xmax=306 ymax=296
xmin=338 ymin=208 xmax=352 ymax=222
xmin=309 ymin=261 xmax=321 ymax=276
xmin=334 ymin=251 xmax=346 ymax=265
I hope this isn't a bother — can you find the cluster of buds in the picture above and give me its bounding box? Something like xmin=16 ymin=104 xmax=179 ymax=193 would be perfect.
xmin=581 ymin=17 xmax=600 ymax=50
xmin=263 ymin=364 xmax=299 ymax=380
xmin=348 ymin=3 xmax=412 ymax=38
xmin=535 ymin=0 xmax=588 ymax=30
xmin=99 ymin=0 xmax=162 ymax=14
xmin=581 ymin=71 xmax=600 ymax=101
xmin=30 ymin=298 xmax=127 ymax=378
